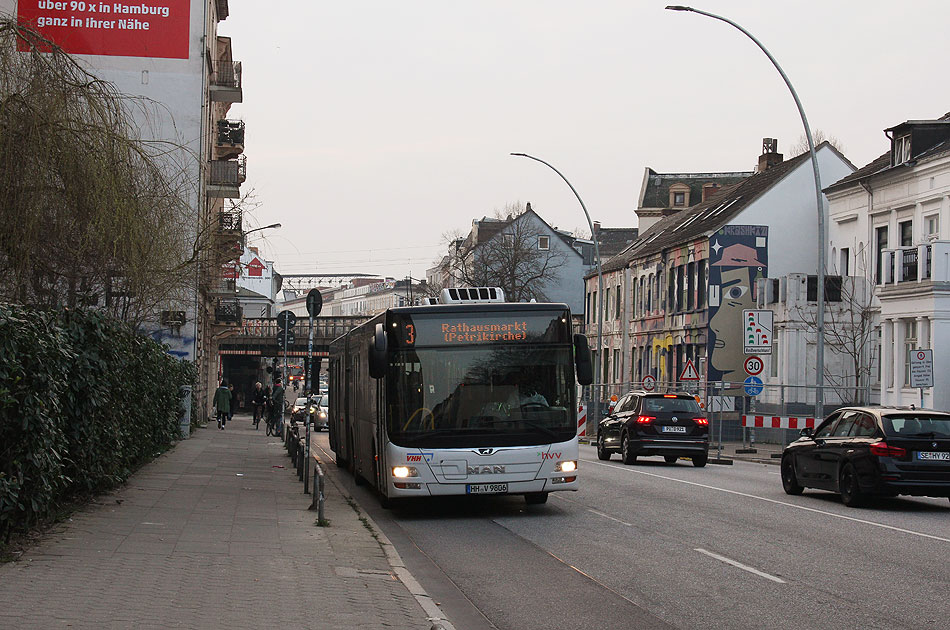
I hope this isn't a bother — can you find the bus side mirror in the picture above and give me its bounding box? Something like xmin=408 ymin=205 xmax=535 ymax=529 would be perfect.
xmin=573 ymin=334 xmax=593 ymax=386
xmin=368 ymin=323 xmax=388 ymax=379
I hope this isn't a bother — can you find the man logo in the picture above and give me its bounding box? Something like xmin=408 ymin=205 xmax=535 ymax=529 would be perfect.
xmin=476 ymin=448 xmax=496 ymax=456
xmin=467 ymin=465 xmax=505 ymax=474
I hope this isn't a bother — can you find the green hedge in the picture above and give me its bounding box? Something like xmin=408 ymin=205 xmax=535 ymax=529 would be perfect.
xmin=0 ymin=304 xmax=195 ymax=540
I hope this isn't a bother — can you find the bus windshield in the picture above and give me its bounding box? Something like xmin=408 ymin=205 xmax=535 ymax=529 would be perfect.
xmin=387 ymin=345 xmax=575 ymax=448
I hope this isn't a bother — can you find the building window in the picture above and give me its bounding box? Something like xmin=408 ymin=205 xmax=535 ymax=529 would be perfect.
xmin=615 ymin=286 xmax=622 ymax=319
xmin=874 ymin=326 xmax=881 ymax=384
xmin=686 ymin=261 xmax=695 ymax=310
xmin=770 ymin=331 xmax=779 ymax=377
xmin=904 ymin=320 xmax=918 ymax=386
xmin=875 ymin=225 xmax=888 ymax=284
xmin=586 ymin=291 xmax=591 ymax=324
xmin=839 ymin=247 xmax=850 ymax=276
xmin=605 ymin=287 xmax=611 ymax=321
xmin=613 ymin=349 xmax=620 ymax=384
xmin=676 ymin=265 xmax=685 ymax=312
xmin=697 ymin=260 xmax=707 ymax=308
xmin=669 ymin=184 xmax=690 ymax=208
xmin=899 ymin=220 xmax=913 ymax=247
xmin=894 ymin=134 xmax=911 ymax=165
xmin=538 ymin=236 xmax=550 ymax=250
xmin=673 ymin=192 xmax=685 ymax=207
xmin=926 ymin=214 xmax=940 ymax=238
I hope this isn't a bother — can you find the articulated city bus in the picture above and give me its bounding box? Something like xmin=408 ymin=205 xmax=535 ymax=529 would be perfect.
xmin=328 ymin=289 xmax=592 ymax=507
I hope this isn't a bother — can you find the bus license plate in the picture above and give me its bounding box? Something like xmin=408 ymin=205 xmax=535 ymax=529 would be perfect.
xmin=466 ymin=483 xmax=508 ymax=494
xmin=662 ymin=426 xmax=687 ymax=433
xmin=917 ymin=451 xmax=950 ymax=461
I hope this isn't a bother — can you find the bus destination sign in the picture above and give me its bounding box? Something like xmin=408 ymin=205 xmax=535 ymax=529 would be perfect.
xmin=440 ymin=321 xmax=528 ymax=344
xmin=392 ymin=311 xmax=570 ymax=347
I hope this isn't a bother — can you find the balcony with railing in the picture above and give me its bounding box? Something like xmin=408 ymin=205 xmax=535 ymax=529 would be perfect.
xmin=210 ymin=60 xmax=242 ymax=103
xmin=215 ymin=0 xmax=229 ymax=21
xmin=214 ymin=119 xmax=245 ymax=159
xmin=207 ymin=156 xmax=247 ymax=198
xmin=878 ymin=242 xmax=949 ymax=293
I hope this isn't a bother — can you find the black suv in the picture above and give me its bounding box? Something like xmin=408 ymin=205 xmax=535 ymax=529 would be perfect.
xmin=597 ymin=392 xmax=709 ymax=467
xmin=781 ymin=406 xmax=950 ymax=507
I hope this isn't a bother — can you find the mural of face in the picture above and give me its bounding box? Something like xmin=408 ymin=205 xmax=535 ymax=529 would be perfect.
xmin=709 ymin=266 xmax=756 ymax=379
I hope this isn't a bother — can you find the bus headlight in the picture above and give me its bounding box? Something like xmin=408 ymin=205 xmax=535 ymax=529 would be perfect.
xmin=554 ymin=460 xmax=577 ymax=473
xmin=392 ymin=466 xmax=418 ymax=478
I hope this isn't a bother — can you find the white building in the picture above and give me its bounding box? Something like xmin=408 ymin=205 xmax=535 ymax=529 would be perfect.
xmin=825 ymin=113 xmax=950 ymax=410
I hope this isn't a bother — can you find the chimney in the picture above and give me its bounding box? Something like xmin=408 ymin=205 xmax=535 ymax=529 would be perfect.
xmin=701 ymin=183 xmax=721 ymax=202
xmin=592 ymin=221 xmax=601 ymax=234
xmin=757 ymin=137 xmax=783 ymax=172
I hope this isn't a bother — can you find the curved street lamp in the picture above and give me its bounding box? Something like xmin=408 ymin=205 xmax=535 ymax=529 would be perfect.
xmin=242 ymin=222 xmax=281 ymax=249
xmin=665 ymin=5 xmax=826 ymax=417
xmin=510 ymin=152 xmax=604 ymax=415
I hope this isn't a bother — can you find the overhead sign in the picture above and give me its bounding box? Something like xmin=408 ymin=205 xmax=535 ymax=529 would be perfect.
xmin=17 ymin=0 xmax=191 ymax=59
xmin=743 ymin=310 xmax=773 ymax=355
xmin=743 ymin=376 xmax=764 ymax=396
xmin=909 ymin=349 xmax=934 ymax=388
xmin=642 ymin=375 xmax=656 ymax=392
xmin=744 ymin=356 xmax=765 ymax=376
xmin=679 ymin=359 xmax=700 ymax=381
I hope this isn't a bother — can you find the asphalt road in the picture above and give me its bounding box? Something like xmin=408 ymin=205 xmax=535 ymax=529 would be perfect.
xmin=313 ymin=435 xmax=950 ymax=630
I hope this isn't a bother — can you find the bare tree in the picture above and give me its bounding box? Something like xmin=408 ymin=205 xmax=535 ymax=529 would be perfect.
xmin=447 ymin=205 xmax=568 ymax=302
xmin=0 ymin=19 xmax=219 ymax=328
xmin=790 ymin=130 xmax=847 ymax=157
xmin=792 ymin=248 xmax=876 ymax=403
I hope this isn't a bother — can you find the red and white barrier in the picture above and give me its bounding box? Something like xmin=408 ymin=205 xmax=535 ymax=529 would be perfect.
xmin=577 ymin=404 xmax=588 ymax=437
xmin=742 ymin=415 xmax=817 ymax=430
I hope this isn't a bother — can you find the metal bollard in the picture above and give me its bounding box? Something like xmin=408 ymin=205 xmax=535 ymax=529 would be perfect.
xmin=298 ymin=443 xmax=305 ymax=480
xmin=309 ymin=462 xmax=325 ymax=523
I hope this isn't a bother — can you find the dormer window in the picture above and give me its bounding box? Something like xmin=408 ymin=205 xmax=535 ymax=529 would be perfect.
xmin=894 ymin=134 xmax=911 ymax=165
xmin=669 ymin=183 xmax=690 ymax=208
xmin=538 ymin=236 xmax=550 ymax=250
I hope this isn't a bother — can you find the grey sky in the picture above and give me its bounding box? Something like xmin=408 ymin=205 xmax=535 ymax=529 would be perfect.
xmin=222 ymin=0 xmax=950 ymax=282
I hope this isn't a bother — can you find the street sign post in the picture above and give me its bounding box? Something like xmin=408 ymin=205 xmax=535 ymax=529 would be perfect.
xmin=743 ymin=376 xmax=764 ymax=396
xmin=303 ymin=289 xmax=322 ymax=496
xmin=743 ymin=310 xmax=773 ymax=355
xmin=744 ymin=356 xmax=765 ymax=376
xmin=909 ymin=349 xmax=934 ymax=408
xmin=679 ymin=359 xmax=700 ymax=381
xmin=276 ymin=310 xmax=296 ymax=437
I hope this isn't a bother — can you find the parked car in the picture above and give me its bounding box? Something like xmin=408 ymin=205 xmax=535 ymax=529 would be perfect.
xmin=597 ymin=391 xmax=709 ymax=467
xmin=781 ymin=407 xmax=950 ymax=507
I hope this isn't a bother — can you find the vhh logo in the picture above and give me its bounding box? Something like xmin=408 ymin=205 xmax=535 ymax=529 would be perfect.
xmin=407 ymin=455 xmax=423 ymax=462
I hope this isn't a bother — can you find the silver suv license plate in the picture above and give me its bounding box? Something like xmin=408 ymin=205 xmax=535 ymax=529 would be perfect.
xmin=466 ymin=483 xmax=508 ymax=494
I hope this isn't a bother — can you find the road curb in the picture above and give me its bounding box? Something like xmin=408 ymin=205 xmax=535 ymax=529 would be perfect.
xmin=313 ymin=452 xmax=457 ymax=630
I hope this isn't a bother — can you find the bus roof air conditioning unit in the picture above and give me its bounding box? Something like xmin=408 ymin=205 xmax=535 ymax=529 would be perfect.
xmin=440 ymin=287 xmax=506 ymax=304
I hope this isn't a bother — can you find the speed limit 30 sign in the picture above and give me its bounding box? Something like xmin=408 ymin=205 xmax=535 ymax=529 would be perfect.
xmin=744 ymin=356 xmax=765 ymax=376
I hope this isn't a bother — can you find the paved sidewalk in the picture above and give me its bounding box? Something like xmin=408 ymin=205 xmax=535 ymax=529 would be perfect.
xmin=0 ymin=415 xmax=436 ymax=630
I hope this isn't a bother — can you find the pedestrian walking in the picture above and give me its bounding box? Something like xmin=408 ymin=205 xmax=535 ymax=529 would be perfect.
xmin=213 ymin=378 xmax=231 ymax=430
xmin=270 ymin=379 xmax=285 ymax=432
xmin=228 ymin=383 xmax=236 ymax=424
xmin=252 ymin=382 xmax=266 ymax=429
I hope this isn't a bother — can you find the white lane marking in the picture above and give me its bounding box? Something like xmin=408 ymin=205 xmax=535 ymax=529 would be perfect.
xmin=588 ymin=509 xmax=633 ymax=527
xmin=695 ymin=548 xmax=786 ymax=584
xmin=586 ymin=459 xmax=950 ymax=544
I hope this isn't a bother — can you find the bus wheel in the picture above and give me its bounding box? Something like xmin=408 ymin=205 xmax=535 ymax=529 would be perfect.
xmin=524 ymin=492 xmax=548 ymax=505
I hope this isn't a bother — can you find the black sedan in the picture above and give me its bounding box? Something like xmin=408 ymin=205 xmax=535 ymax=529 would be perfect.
xmin=597 ymin=391 xmax=709 ymax=467
xmin=781 ymin=407 xmax=950 ymax=507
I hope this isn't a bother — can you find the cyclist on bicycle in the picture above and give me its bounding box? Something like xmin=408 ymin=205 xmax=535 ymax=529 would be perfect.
xmin=251 ymin=381 xmax=266 ymax=429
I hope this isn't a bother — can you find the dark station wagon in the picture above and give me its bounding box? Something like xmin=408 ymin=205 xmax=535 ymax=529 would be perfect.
xmin=781 ymin=407 xmax=950 ymax=507
xmin=597 ymin=392 xmax=709 ymax=467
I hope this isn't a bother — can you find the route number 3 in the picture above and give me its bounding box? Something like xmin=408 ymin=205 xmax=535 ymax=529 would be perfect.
xmin=405 ymin=324 xmax=415 ymax=345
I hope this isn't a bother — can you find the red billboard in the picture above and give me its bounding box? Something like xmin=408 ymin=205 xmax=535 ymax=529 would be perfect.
xmin=17 ymin=1 xmax=191 ymax=59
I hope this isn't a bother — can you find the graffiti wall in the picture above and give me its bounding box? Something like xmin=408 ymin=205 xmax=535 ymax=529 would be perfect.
xmin=706 ymin=225 xmax=768 ymax=387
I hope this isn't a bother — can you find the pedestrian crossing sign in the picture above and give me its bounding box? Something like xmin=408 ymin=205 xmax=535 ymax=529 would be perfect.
xmin=679 ymin=359 xmax=700 ymax=381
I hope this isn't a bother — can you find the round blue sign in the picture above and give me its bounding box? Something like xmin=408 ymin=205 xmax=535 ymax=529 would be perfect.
xmin=744 ymin=376 xmax=764 ymax=396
